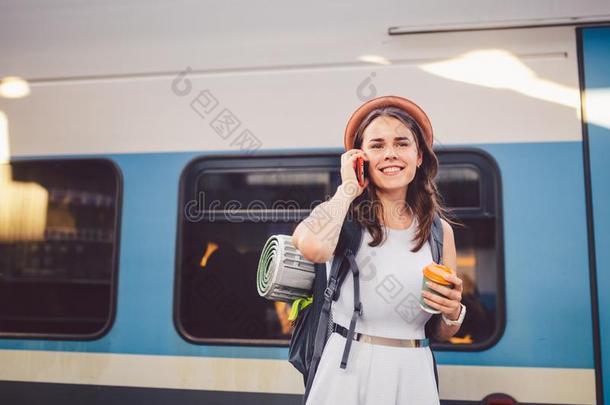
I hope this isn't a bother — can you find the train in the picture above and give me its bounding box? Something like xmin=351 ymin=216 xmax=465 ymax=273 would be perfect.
xmin=0 ymin=3 xmax=608 ymax=404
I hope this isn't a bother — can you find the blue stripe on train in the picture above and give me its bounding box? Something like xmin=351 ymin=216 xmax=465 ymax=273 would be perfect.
xmin=0 ymin=142 xmax=594 ymax=370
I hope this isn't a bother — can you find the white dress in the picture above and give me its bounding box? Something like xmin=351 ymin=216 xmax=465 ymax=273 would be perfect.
xmin=305 ymin=219 xmax=441 ymax=405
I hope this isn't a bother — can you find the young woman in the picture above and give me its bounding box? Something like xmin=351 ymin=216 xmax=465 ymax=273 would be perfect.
xmin=292 ymin=96 xmax=465 ymax=404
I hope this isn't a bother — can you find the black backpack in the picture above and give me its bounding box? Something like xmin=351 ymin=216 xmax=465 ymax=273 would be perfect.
xmin=288 ymin=212 xmax=445 ymax=404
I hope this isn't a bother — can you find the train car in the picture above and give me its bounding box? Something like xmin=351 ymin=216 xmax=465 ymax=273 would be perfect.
xmin=0 ymin=2 xmax=608 ymax=404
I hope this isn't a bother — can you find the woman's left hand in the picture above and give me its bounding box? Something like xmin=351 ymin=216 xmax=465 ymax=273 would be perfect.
xmin=421 ymin=268 xmax=463 ymax=321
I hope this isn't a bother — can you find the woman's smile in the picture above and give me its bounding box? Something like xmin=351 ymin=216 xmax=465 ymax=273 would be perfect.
xmin=379 ymin=165 xmax=405 ymax=176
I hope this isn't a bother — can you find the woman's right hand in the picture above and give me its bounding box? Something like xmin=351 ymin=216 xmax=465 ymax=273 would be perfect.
xmin=339 ymin=149 xmax=369 ymax=199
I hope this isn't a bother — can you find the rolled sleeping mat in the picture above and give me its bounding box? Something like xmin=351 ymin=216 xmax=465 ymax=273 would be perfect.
xmin=257 ymin=234 xmax=316 ymax=302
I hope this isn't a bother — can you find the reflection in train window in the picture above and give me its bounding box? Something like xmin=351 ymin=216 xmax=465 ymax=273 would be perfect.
xmin=0 ymin=159 xmax=121 ymax=338
xmin=176 ymin=151 xmax=503 ymax=348
xmin=436 ymin=165 xmax=481 ymax=208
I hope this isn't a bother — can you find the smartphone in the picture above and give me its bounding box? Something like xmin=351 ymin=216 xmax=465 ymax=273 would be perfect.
xmin=355 ymin=156 xmax=368 ymax=187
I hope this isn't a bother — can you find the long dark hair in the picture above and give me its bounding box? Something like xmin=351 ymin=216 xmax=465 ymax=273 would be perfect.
xmin=350 ymin=106 xmax=453 ymax=252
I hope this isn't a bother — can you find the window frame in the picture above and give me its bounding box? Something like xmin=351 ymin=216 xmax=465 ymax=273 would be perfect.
xmin=0 ymin=157 xmax=123 ymax=341
xmin=174 ymin=152 xmax=341 ymax=346
xmin=174 ymin=148 xmax=505 ymax=351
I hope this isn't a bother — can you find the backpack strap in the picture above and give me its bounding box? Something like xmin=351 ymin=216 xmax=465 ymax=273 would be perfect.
xmin=339 ymin=250 xmax=362 ymax=369
xmin=329 ymin=217 xmax=364 ymax=369
xmin=429 ymin=212 xmax=444 ymax=264
xmin=332 ymin=217 xmax=363 ymax=302
xmin=425 ymin=211 xmax=444 ymax=395
xmin=303 ymin=216 xmax=357 ymax=401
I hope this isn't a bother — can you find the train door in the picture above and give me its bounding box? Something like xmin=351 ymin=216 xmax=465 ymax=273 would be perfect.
xmin=578 ymin=25 xmax=610 ymax=405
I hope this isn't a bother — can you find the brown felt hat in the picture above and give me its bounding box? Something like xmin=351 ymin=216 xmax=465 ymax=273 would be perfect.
xmin=344 ymin=95 xmax=433 ymax=151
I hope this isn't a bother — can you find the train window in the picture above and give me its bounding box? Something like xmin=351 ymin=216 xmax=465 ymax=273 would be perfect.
xmin=176 ymin=154 xmax=341 ymax=344
xmin=0 ymin=159 xmax=121 ymax=339
xmin=176 ymin=151 xmax=503 ymax=349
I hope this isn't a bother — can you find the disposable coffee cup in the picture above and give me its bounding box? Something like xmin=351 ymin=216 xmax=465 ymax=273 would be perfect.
xmin=420 ymin=263 xmax=454 ymax=314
